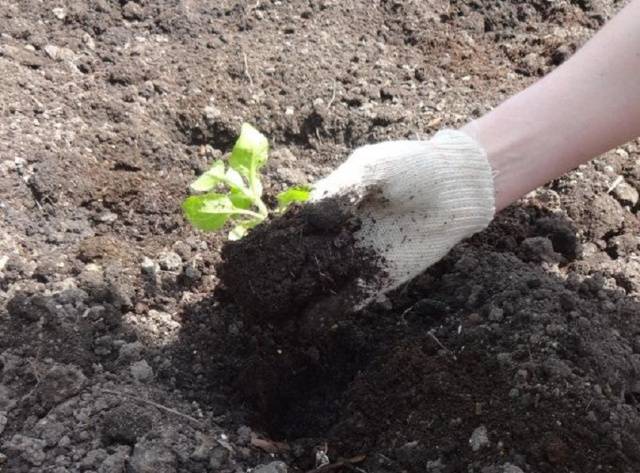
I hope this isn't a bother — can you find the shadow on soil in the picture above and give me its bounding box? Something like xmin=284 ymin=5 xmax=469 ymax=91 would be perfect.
xmin=168 ymin=203 xmax=640 ymax=472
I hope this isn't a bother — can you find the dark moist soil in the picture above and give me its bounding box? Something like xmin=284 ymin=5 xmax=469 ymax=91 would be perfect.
xmin=3 ymin=1 xmax=640 ymax=473
xmin=218 ymin=198 xmax=383 ymax=321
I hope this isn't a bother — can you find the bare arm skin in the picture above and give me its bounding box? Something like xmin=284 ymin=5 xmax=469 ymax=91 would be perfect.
xmin=462 ymin=0 xmax=640 ymax=212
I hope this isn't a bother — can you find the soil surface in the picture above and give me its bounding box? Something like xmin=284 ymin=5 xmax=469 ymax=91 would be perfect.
xmin=2 ymin=1 xmax=640 ymax=473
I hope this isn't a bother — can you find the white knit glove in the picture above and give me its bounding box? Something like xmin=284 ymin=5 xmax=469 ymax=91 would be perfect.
xmin=311 ymin=129 xmax=495 ymax=294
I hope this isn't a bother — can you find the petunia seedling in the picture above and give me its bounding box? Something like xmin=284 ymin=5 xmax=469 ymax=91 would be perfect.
xmin=182 ymin=123 xmax=311 ymax=240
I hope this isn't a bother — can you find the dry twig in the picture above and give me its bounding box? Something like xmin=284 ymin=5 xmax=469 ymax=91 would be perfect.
xmin=102 ymin=389 xmax=203 ymax=428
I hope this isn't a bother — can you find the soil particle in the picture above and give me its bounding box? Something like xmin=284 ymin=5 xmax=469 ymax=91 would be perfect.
xmin=129 ymin=438 xmax=177 ymax=473
xmin=209 ymin=446 xmax=230 ymax=469
xmin=158 ymin=251 xmax=183 ymax=272
xmin=3 ymin=434 xmax=46 ymax=466
xmin=469 ymin=425 xmax=490 ymax=452
xmin=102 ymin=403 xmax=153 ymax=446
xmin=34 ymin=418 xmax=65 ymax=447
xmin=130 ymin=359 xmax=154 ymax=383
xmin=36 ymin=365 xmax=86 ymax=411
xmin=520 ymin=236 xmax=563 ymax=263
xmin=6 ymin=291 xmax=52 ymax=322
xmin=100 ymin=446 xmax=130 ymax=473
xmin=612 ymin=180 xmax=639 ymax=207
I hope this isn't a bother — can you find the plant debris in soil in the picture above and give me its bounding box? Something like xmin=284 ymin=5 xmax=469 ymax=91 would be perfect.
xmin=218 ymin=197 xmax=385 ymax=321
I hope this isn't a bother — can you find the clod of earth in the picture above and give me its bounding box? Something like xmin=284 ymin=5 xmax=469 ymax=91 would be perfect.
xmin=218 ymin=197 xmax=385 ymax=321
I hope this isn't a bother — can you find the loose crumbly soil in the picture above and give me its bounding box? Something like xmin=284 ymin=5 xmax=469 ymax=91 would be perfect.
xmin=218 ymin=198 xmax=383 ymax=321
xmin=2 ymin=1 xmax=640 ymax=473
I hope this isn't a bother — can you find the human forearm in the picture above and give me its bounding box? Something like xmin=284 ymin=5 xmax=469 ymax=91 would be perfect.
xmin=462 ymin=0 xmax=640 ymax=211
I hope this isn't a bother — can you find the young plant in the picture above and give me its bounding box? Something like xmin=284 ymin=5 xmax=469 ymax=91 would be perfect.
xmin=182 ymin=123 xmax=311 ymax=240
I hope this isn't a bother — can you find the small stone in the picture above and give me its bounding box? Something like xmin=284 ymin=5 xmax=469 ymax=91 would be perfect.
xmin=129 ymin=439 xmax=177 ymax=473
xmin=183 ymin=262 xmax=201 ymax=283
xmin=130 ymin=360 xmax=154 ymax=383
xmin=253 ymin=461 xmax=288 ymax=473
xmin=122 ymin=2 xmax=144 ymax=20
xmin=140 ymin=257 xmax=159 ymax=277
xmin=96 ymin=211 xmax=118 ymax=223
xmin=52 ymin=7 xmax=67 ymax=19
xmin=203 ymin=105 xmax=222 ymax=123
xmin=157 ymin=251 xmax=182 ymax=271
xmin=469 ymin=425 xmax=490 ymax=452
xmin=83 ymin=33 xmax=96 ymax=51
xmin=44 ymin=44 xmax=75 ymax=62
xmin=612 ymin=181 xmax=639 ymax=207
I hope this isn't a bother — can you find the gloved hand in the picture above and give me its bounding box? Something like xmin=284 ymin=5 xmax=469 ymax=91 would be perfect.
xmin=311 ymin=129 xmax=496 ymax=294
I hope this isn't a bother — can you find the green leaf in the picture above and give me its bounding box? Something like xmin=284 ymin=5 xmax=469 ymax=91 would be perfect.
xmin=228 ymin=225 xmax=247 ymax=241
xmin=229 ymin=188 xmax=253 ymax=209
xmin=182 ymin=194 xmax=231 ymax=231
xmin=228 ymin=218 xmax=262 ymax=241
xmin=229 ymin=123 xmax=269 ymax=179
xmin=225 ymin=168 xmax=246 ymax=189
xmin=190 ymin=160 xmax=226 ymax=192
xmin=276 ymin=185 xmax=311 ymax=211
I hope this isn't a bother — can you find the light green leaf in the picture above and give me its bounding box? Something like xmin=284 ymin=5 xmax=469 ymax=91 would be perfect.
xmin=199 ymin=193 xmax=235 ymax=213
xmin=228 ymin=226 xmax=246 ymax=241
xmin=190 ymin=160 xmax=226 ymax=192
xmin=228 ymin=218 xmax=262 ymax=241
xmin=207 ymin=160 xmax=227 ymax=178
xmin=229 ymin=123 xmax=269 ymax=179
xmin=229 ymin=188 xmax=253 ymax=209
xmin=276 ymin=185 xmax=311 ymax=211
xmin=225 ymin=168 xmax=246 ymax=189
xmin=182 ymin=194 xmax=231 ymax=231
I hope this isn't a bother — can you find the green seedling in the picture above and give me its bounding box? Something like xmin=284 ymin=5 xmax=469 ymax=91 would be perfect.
xmin=182 ymin=123 xmax=311 ymax=240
